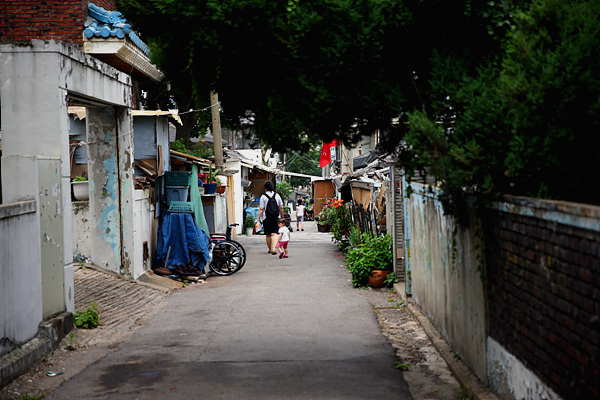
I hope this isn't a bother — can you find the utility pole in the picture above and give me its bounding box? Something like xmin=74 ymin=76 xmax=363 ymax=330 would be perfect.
xmin=210 ymin=91 xmax=224 ymax=171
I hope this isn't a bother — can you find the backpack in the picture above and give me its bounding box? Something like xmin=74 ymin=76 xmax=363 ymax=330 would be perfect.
xmin=265 ymin=193 xmax=279 ymax=218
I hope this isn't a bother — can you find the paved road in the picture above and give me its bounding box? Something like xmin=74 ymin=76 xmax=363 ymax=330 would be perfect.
xmin=48 ymin=221 xmax=412 ymax=399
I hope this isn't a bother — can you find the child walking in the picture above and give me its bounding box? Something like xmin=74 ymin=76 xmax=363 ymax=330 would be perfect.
xmin=276 ymin=218 xmax=291 ymax=258
xmin=296 ymin=199 xmax=306 ymax=231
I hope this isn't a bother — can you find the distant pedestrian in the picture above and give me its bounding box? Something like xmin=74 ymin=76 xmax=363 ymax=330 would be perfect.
xmin=296 ymin=199 xmax=306 ymax=231
xmin=276 ymin=219 xmax=290 ymax=258
xmin=257 ymin=181 xmax=284 ymax=254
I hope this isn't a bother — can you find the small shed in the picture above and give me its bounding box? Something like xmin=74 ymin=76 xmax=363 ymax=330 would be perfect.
xmin=133 ymin=110 xmax=181 ymax=178
xmin=312 ymin=179 xmax=336 ymax=216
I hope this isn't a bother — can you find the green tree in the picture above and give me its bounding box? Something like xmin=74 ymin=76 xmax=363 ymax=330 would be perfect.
xmin=117 ymin=0 xmax=600 ymax=209
xmin=499 ymin=0 xmax=600 ymax=204
xmin=403 ymin=0 xmax=600 ymax=210
xmin=285 ymin=146 xmax=322 ymax=187
xmin=117 ymin=0 xmax=412 ymax=150
xmin=275 ymin=181 xmax=293 ymax=206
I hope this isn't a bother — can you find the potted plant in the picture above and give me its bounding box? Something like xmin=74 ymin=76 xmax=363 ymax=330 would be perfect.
xmin=317 ymin=203 xmax=334 ymax=232
xmin=244 ymin=183 xmax=255 ymax=202
xmin=345 ymin=233 xmax=393 ymax=288
xmin=72 ymin=176 xmax=89 ymax=201
xmin=330 ymin=200 xmax=353 ymax=248
xmin=216 ymin=177 xmax=226 ymax=194
xmin=203 ymin=166 xmax=220 ymax=194
xmin=244 ymin=214 xmax=256 ymax=235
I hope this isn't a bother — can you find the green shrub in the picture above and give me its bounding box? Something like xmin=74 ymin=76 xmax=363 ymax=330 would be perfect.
xmin=345 ymin=233 xmax=393 ymax=287
xmin=74 ymin=302 xmax=99 ymax=329
xmin=330 ymin=201 xmax=353 ymax=247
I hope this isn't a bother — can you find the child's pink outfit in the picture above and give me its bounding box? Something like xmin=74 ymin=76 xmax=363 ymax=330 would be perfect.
xmin=277 ymin=225 xmax=290 ymax=258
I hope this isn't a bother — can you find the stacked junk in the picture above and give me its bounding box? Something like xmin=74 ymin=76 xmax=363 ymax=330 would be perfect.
xmin=153 ymin=171 xmax=212 ymax=280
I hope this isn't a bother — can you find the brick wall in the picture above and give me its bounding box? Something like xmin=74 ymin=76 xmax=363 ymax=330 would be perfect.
xmin=484 ymin=198 xmax=600 ymax=399
xmin=0 ymin=0 xmax=116 ymax=48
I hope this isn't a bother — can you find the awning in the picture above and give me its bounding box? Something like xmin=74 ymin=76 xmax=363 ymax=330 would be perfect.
xmin=240 ymin=161 xmax=278 ymax=174
xmin=133 ymin=110 xmax=182 ymax=125
xmin=170 ymin=150 xmax=212 ymax=167
xmin=277 ymin=170 xmax=323 ymax=180
xmin=68 ymin=107 xmax=182 ymax=126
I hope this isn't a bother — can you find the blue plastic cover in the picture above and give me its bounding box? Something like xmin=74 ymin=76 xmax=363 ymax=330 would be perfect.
xmin=156 ymin=212 xmax=211 ymax=272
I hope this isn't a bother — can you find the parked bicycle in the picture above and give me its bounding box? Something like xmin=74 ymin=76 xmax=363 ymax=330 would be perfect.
xmin=208 ymin=223 xmax=247 ymax=276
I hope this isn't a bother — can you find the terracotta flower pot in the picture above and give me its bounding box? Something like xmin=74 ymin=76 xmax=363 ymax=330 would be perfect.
xmin=317 ymin=224 xmax=331 ymax=232
xmin=368 ymin=270 xmax=391 ymax=288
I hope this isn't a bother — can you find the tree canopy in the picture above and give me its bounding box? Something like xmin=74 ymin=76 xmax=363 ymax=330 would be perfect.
xmin=119 ymin=0 xmax=600 ymax=208
xmin=118 ymin=0 xmax=412 ymax=151
xmin=403 ymin=0 xmax=600 ymax=209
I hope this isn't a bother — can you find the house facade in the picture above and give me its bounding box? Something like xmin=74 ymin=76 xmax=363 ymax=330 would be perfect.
xmin=0 ymin=1 xmax=165 ymax=385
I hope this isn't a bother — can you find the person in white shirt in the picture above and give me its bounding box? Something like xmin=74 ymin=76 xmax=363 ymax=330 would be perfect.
xmin=257 ymin=181 xmax=283 ymax=254
xmin=276 ymin=219 xmax=291 ymax=258
xmin=295 ymin=199 xmax=306 ymax=231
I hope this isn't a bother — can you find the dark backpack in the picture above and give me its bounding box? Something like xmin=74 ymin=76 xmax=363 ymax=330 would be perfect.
xmin=265 ymin=193 xmax=279 ymax=218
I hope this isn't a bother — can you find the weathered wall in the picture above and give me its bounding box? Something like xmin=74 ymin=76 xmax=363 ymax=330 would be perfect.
xmin=484 ymin=197 xmax=600 ymax=400
xmin=405 ymin=183 xmax=487 ymax=382
xmin=132 ymin=189 xmax=155 ymax=279
xmin=72 ymin=189 xmax=155 ymax=279
xmin=72 ymin=201 xmax=92 ymax=263
xmin=0 ymin=200 xmax=41 ymax=357
xmin=0 ymin=40 xmax=132 ymax=364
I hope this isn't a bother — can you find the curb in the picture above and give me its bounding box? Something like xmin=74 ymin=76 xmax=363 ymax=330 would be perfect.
xmin=393 ymin=283 xmax=499 ymax=400
xmin=0 ymin=312 xmax=73 ymax=388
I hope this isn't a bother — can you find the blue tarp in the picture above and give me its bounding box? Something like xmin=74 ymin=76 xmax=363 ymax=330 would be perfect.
xmin=156 ymin=212 xmax=211 ymax=273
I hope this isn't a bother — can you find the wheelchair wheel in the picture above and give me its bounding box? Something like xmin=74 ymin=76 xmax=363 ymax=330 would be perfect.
xmin=209 ymin=240 xmax=245 ymax=276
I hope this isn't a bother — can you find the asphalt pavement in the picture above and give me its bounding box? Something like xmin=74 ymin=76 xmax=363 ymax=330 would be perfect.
xmin=47 ymin=221 xmax=413 ymax=399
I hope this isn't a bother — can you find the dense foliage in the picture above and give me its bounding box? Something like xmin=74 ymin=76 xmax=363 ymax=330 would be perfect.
xmin=402 ymin=0 xmax=600 ymax=210
xmin=285 ymin=146 xmax=322 ymax=187
xmin=329 ymin=201 xmax=353 ymax=247
xmin=275 ymin=181 xmax=293 ymax=205
xmin=118 ymin=0 xmax=600 ymax=208
xmin=117 ymin=0 xmax=410 ymax=151
xmin=346 ymin=233 xmax=393 ymax=287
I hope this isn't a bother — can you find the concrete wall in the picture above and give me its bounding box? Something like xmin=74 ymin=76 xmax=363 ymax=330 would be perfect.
xmin=72 ymin=202 xmax=92 ymax=263
xmin=405 ymin=182 xmax=487 ymax=383
xmin=404 ymin=179 xmax=599 ymax=399
xmin=72 ymin=189 xmax=155 ymax=279
xmin=132 ymin=189 xmax=155 ymax=279
xmin=0 ymin=39 xmax=133 ymax=358
xmin=0 ymin=201 xmax=41 ymax=357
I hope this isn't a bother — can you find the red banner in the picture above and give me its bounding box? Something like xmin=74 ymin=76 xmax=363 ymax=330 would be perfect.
xmin=319 ymin=139 xmax=340 ymax=168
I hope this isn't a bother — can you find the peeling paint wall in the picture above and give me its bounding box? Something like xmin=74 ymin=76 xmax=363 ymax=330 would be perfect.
xmin=0 ymin=40 xmax=133 ymax=352
xmin=71 ymin=201 xmax=92 ymax=263
xmin=487 ymin=337 xmax=563 ymax=400
xmin=132 ymin=189 xmax=155 ymax=279
xmin=405 ymin=182 xmax=487 ymax=382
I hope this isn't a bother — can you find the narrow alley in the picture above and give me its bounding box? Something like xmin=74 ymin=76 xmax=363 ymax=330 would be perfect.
xmin=2 ymin=221 xmax=467 ymax=400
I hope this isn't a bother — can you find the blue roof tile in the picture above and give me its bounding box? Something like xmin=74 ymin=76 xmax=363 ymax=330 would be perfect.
xmin=84 ymin=3 xmax=150 ymax=56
